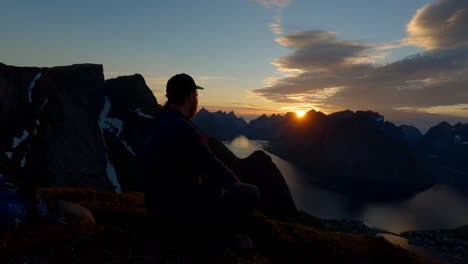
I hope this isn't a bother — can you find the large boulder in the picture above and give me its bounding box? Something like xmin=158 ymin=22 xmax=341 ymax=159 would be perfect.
xmin=0 ymin=63 xmax=113 ymax=190
xmin=0 ymin=63 xmax=161 ymax=192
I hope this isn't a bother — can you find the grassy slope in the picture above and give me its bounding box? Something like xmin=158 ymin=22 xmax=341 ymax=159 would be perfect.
xmin=0 ymin=188 xmax=443 ymax=264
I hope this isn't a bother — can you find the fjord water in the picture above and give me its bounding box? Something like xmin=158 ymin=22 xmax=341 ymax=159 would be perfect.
xmin=224 ymin=136 xmax=468 ymax=233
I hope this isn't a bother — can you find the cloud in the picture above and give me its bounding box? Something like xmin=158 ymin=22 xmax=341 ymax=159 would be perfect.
xmin=269 ymin=15 xmax=283 ymax=35
xmin=250 ymin=0 xmax=292 ymax=8
xmin=272 ymin=31 xmax=377 ymax=71
xmin=250 ymin=0 xmax=291 ymax=35
xmin=252 ymin=1 xmax=468 ymax=125
xmin=201 ymin=104 xmax=281 ymax=115
xmin=403 ymin=0 xmax=468 ymax=49
xmin=198 ymin=75 xmax=234 ymax=81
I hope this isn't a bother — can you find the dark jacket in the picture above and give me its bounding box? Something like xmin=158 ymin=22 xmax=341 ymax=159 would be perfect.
xmin=141 ymin=105 xmax=239 ymax=216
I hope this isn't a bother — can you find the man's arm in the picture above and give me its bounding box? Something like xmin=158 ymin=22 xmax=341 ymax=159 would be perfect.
xmin=179 ymin=121 xmax=240 ymax=185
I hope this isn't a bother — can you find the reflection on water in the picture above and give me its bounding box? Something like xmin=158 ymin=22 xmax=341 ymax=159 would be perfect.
xmin=224 ymin=136 xmax=468 ymax=233
xmin=224 ymin=136 xmax=351 ymax=219
xmin=378 ymin=234 xmax=453 ymax=264
xmin=223 ymin=136 xmax=270 ymax=159
xmin=363 ymin=185 xmax=468 ymax=233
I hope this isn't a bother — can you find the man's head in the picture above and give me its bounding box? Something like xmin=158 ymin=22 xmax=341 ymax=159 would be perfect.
xmin=165 ymin=73 xmax=204 ymax=119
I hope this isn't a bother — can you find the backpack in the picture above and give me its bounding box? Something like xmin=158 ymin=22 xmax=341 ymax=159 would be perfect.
xmin=0 ymin=175 xmax=47 ymax=233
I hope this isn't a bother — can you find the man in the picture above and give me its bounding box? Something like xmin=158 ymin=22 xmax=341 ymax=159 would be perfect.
xmin=141 ymin=73 xmax=259 ymax=245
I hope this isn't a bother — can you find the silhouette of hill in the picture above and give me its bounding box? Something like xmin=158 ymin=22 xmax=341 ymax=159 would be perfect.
xmin=418 ymin=121 xmax=468 ymax=190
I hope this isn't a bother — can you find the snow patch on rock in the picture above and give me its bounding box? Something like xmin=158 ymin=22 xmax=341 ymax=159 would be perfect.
xmin=4 ymin=152 xmax=13 ymax=159
xmin=20 ymin=155 xmax=26 ymax=168
xmin=135 ymin=108 xmax=153 ymax=119
xmin=99 ymin=96 xmax=112 ymax=123
xmin=103 ymin=117 xmax=124 ymax=136
xmin=41 ymin=98 xmax=49 ymax=109
xmin=122 ymin=140 xmax=136 ymax=156
xmin=98 ymin=96 xmax=122 ymax=193
xmin=13 ymin=130 xmax=30 ymax=149
xmin=105 ymin=155 xmax=121 ymax=193
xmin=99 ymin=97 xmax=124 ymax=136
xmin=28 ymin=73 xmax=42 ymax=103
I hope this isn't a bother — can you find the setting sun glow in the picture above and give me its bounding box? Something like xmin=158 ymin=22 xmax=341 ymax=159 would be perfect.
xmin=296 ymin=110 xmax=306 ymax=118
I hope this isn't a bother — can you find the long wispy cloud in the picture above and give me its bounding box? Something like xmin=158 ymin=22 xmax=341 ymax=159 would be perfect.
xmin=250 ymin=0 xmax=292 ymax=8
xmin=250 ymin=0 xmax=292 ymax=35
xmin=252 ymin=0 xmax=468 ymax=125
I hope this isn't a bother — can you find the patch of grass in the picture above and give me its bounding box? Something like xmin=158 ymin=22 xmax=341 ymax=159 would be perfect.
xmin=0 ymin=187 xmax=443 ymax=264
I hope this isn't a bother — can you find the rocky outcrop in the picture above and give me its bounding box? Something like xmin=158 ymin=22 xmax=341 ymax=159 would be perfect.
xmin=103 ymin=74 xmax=160 ymax=190
xmin=0 ymin=63 xmax=114 ymax=190
xmin=206 ymin=137 xmax=297 ymax=218
xmin=0 ymin=63 xmax=160 ymax=192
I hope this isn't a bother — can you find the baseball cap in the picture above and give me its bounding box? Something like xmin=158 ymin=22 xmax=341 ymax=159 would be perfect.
xmin=166 ymin=73 xmax=204 ymax=100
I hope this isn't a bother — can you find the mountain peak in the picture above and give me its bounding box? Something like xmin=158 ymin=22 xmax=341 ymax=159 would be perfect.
xmin=198 ymin=107 xmax=209 ymax=113
xmin=328 ymin=109 xmax=354 ymax=120
xmin=434 ymin=121 xmax=453 ymax=130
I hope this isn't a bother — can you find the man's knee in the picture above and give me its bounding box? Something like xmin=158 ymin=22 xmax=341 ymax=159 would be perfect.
xmin=225 ymin=183 xmax=260 ymax=206
xmin=243 ymin=184 xmax=261 ymax=204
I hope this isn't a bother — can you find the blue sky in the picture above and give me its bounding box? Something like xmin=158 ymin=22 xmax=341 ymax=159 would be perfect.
xmin=1 ymin=0 xmax=467 ymax=130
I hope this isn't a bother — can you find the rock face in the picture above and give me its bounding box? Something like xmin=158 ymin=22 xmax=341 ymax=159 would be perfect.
xmin=0 ymin=63 xmax=114 ymax=190
xmin=103 ymin=74 xmax=160 ymax=190
xmin=192 ymin=107 xmax=248 ymax=140
xmin=0 ymin=63 xmax=160 ymax=192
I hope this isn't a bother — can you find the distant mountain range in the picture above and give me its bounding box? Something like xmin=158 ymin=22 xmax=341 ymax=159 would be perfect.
xmin=193 ymin=108 xmax=468 ymax=201
xmin=192 ymin=108 xmax=248 ymax=140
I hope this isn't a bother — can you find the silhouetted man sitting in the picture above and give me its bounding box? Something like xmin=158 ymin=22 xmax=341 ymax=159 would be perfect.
xmin=141 ymin=73 xmax=260 ymax=250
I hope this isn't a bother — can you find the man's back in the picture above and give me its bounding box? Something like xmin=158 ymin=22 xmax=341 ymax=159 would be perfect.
xmin=141 ymin=105 xmax=239 ymax=217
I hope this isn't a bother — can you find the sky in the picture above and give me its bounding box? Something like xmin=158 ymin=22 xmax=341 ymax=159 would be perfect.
xmin=1 ymin=0 xmax=467 ymax=131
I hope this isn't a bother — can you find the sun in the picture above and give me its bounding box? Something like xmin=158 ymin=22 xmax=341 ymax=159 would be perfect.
xmin=296 ymin=110 xmax=306 ymax=118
